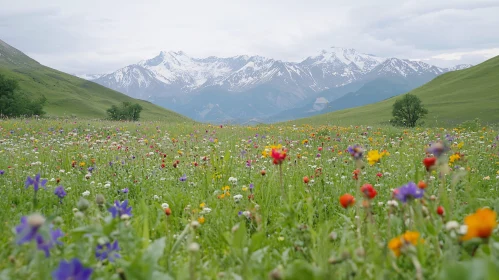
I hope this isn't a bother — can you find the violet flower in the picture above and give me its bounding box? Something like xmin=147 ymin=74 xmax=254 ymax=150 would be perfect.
xmin=108 ymin=200 xmax=132 ymax=218
xmin=394 ymin=182 xmax=424 ymax=203
xmin=95 ymin=240 xmax=121 ymax=262
xmin=25 ymin=173 xmax=47 ymax=191
xmin=52 ymin=258 xmax=93 ymax=280
xmin=347 ymin=145 xmax=364 ymax=160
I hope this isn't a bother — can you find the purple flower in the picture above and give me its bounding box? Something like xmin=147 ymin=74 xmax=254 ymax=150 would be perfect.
xmin=121 ymin=188 xmax=129 ymax=193
xmin=15 ymin=215 xmax=43 ymax=244
xmin=54 ymin=185 xmax=67 ymax=199
xmin=52 ymin=258 xmax=93 ymax=280
xmin=249 ymin=183 xmax=254 ymax=190
xmin=426 ymin=141 xmax=450 ymax=158
xmin=25 ymin=173 xmax=47 ymax=191
xmin=316 ymin=153 xmax=321 ymax=158
xmin=96 ymin=240 xmax=121 ymax=262
xmin=0 ymin=170 xmax=4 ymax=175
xmin=394 ymin=182 xmax=424 ymax=203
xmin=36 ymin=227 xmax=64 ymax=257
xmin=179 ymin=174 xmax=187 ymax=182
xmin=15 ymin=214 xmax=63 ymax=256
xmin=347 ymin=145 xmax=364 ymax=160
xmin=246 ymin=160 xmax=251 ymax=167
xmin=108 ymin=200 xmax=132 ymax=218
xmin=87 ymin=167 xmax=94 ymax=173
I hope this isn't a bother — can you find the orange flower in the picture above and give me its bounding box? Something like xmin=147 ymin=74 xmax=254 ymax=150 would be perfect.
xmin=339 ymin=194 xmax=355 ymax=208
xmin=303 ymin=176 xmax=310 ymax=184
xmin=388 ymin=231 xmax=424 ymax=257
xmin=461 ymin=208 xmax=497 ymax=241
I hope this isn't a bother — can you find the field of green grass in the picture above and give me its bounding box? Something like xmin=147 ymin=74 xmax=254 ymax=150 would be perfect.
xmin=0 ymin=39 xmax=190 ymax=122
xmin=1 ymin=119 xmax=499 ymax=279
xmin=292 ymin=55 xmax=499 ymax=127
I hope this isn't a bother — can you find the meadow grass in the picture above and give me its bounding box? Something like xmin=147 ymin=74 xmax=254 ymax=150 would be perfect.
xmin=1 ymin=118 xmax=499 ymax=279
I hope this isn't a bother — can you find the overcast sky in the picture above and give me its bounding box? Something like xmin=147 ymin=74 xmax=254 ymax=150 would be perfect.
xmin=1 ymin=0 xmax=498 ymax=74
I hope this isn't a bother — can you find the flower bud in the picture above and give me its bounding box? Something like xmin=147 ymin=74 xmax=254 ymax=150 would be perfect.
xmin=95 ymin=194 xmax=106 ymax=206
xmin=27 ymin=213 xmax=45 ymax=228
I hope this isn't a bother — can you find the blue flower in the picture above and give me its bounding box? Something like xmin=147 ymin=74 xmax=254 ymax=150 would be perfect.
xmin=95 ymin=240 xmax=121 ymax=262
xmin=179 ymin=174 xmax=187 ymax=182
xmin=121 ymin=188 xmax=129 ymax=194
xmin=0 ymin=170 xmax=5 ymax=175
xmin=15 ymin=215 xmax=43 ymax=244
xmin=108 ymin=200 xmax=132 ymax=218
xmin=36 ymin=227 xmax=64 ymax=257
xmin=54 ymin=185 xmax=67 ymax=199
xmin=52 ymin=258 xmax=93 ymax=280
xmin=426 ymin=141 xmax=450 ymax=158
xmin=394 ymin=182 xmax=424 ymax=203
xmin=25 ymin=173 xmax=47 ymax=191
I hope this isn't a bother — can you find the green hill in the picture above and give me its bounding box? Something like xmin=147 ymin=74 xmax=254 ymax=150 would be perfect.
xmin=291 ymin=55 xmax=499 ymax=127
xmin=0 ymin=39 xmax=191 ymax=122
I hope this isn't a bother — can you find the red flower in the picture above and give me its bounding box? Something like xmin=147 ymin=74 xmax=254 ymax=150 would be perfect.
xmin=437 ymin=206 xmax=445 ymax=216
xmin=376 ymin=172 xmax=383 ymax=178
xmin=360 ymin=184 xmax=377 ymax=199
xmin=339 ymin=193 xmax=355 ymax=208
xmin=417 ymin=181 xmax=427 ymax=189
xmin=423 ymin=157 xmax=437 ymax=171
xmin=271 ymin=148 xmax=287 ymax=165
xmin=318 ymin=147 xmax=323 ymax=151
xmin=303 ymin=176 xmax=310 ymax=184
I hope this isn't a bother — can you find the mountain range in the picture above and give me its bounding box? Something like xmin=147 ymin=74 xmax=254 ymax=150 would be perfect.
xmin=78 ymin=47 xmax=472 ymax=122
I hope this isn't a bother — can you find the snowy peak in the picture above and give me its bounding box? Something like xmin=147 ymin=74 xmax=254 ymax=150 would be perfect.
xmin=372 ymin=58 xmax=445 ymax=77
xmin=303 ymin=46 xmax=385 ymax=73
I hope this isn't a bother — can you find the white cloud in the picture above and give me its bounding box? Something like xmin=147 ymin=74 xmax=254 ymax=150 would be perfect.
xmin=0 ymin=0 xmax=498 ymax=73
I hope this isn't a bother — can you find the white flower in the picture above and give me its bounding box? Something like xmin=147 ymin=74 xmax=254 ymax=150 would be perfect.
xmin=378 ymin=202 xmax=384 ymax=206
xmin=188 ymin=242 xmax=200 ymax=252
xmin=233 ymin=194 xmax=243 ymax=202
xmin=85 ymin=173 xmax=91 ymax=179
xmin=161 ymin=203 xmax=169 ymax=209
xmin=59 ymin=169 xmax=65 ymax=173
xmin=153 ymin=195 xmax=159 ymax=200
xmin=445 ymin=221 xmax=460 ymax=231
xmin=82 ymin=190 xmax=90 ymax=197
xmin=104 ymin=183 xmax=111 ymax=188
xmin=201 ymin=207 xmax=212 ymax=214
xmin=387 ymin=200 xmax=399 ymax=207
xmin=458 ymin=225 xmax=468 ymax=235
xmin=228 ymin=177 xmax=238 ymax=184
xmin=242 ymin=211 xmax=251 ymax=219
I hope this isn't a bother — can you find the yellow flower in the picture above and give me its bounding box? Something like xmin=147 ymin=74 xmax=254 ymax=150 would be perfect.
xmin=79 ymin=162 xmax=86 ymax=167
xmin=388 ymin=231 xmax=424 ymax=257
xmin=222 ymin=186 xmax=230 ymax=191
xmin=302 ymin=139 xmax=309 ymax=144
xmin=198 ymin=216 xmax=205 ymax=224
xmin=242 ymin=186 xmax=248 ymax=192
xmin=199 ymin=202 xmax=206 ymax=209
xmin=461 ymin=208 xmax=497 ymax=241
xmin=367 ymin=150 xmax=381 ymax=166
xmin=449 ymin=153 xmax=461 ymax=165
xmin=457 ymin=142 xmax=464 ymax=149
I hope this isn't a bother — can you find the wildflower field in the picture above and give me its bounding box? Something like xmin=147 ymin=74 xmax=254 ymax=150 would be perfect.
xmin=1 ymin=119 xmax=499 ymax=280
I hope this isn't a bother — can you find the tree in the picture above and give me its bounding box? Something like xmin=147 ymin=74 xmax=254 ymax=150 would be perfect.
xmin=391 ymin=94 xmax=428 ymax=127
xmin=0 ymin=74 xmax=46 ymax=117
xmin=107 ymin=102 xmax=143 ymax=121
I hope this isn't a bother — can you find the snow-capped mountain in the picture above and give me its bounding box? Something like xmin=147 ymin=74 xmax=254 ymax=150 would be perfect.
xmin=89 ymin=47 xmax=457 ymax=122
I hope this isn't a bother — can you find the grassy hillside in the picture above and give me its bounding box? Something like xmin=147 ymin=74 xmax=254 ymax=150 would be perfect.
xmin=0 ymin=39 xmax=191 ymax=122
xmin=291 ymin=55 xmax=499 ymax=126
